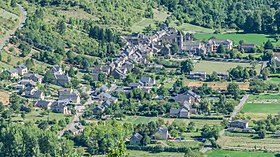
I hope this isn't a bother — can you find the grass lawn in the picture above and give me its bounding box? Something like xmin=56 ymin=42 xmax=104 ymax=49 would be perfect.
xmin=206 ymin=149 xmax=275 ymax=157
xmin=12 ymin=108 xmax=72 ymax=122
xmin=194 ymin=33 xmax=280 ymax=46
xmin=193 ymin=60 xmax=262 ymax=74
xmin=241 ymin=94 xmax=280 ymax=120
xmin=242 ymin=103 xmax=280 ymax=114
xmin=127 ymin=150 xmax=184 ymax=157
xmin=170 ymin=21 xmax=214 ymax=34
xmin=130 ymin=9 xmax=169 ymax=33
xmin=266 ymin=77 xmax=280 ymax=84
xmin=121 ymin=116 xmax=221 ymax=129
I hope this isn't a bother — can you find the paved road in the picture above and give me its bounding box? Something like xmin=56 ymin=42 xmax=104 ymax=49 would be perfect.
xmin=230 ymin=94 xmax=250 ymax=121
xmin=58 ymin=105 xmax=85 ymax=138
xmin=58 ymin=90 xmax=94 ymax=138
xmin=0 ymin=4 xmax=27 ymax=50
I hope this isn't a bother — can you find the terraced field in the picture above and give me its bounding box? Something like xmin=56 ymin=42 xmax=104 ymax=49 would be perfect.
xmin=0 ymin=8 xmax=19 ymax=43
xmin=218 ymin=135 xmax=280 ymax=152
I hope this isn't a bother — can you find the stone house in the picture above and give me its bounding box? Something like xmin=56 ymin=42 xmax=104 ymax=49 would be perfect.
xmin=206 ymin=39 xmax=233 ymax=52
xmin=58 ymin=88 xmax=80 ymax=104
xmin=8 ymin=69 xmax=19 ymax=78
xmin=217 ymin=72 xmax=229 ymax=80
xmin=33 ymin=100 xmax=52 ymax=110
xmin=182 ymin=41 xmax=206 ymax=55
xmin=130 ymin=133 xmax=143 ymax=145
xmin=51 ymin=100 xmax=70 ymax=114
xmin=15 ymin=65 xmax=28 ymax=75
xmin=189 ymin=71 xmax=207 ymax=80
xmin=24 ymin=87 xmax=45 ymax=100
xmin=170 ymin=108 xmax=190 ymax=118
xmin=240 ymin=43 xmax=256 ymax=52
xmin=229 ymin=120 xmax=249 ymax=129
xmin=139 ymin=76 xmax=156 ymax=87
xmin=53 ymin=74 xmax=71 ymax=86
xmin=153 ymin=127 xmax=170 ymax=140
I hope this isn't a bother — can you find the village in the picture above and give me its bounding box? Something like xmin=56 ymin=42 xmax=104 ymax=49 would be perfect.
xmin=0 ymin=25 xmax=269 ymax=143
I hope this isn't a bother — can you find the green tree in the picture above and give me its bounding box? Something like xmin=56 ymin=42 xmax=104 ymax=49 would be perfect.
xmin=107 ymin=142 xmax=127 ymax=157
xmin=43 ymin=71 xmax=54 ymax=83
xmin=181 ymin=60 xmax=194 ymax=74
xmin=57 ymin=20 xmax=67 ymax=34
xmin=170 ymin=43 xmax=179 ymax=54
xmin=264 ymin=40 xmax=274 ymax=49
xmin=143 ymin=24 xmax=153 ymax=35
xmin=68 ymin=66 xmax=75 ymax=77
xmin=258 ymin=129 xmax=266 ymax=139
xmin=184 ymin=148 xmax=203 ymax=157
xmin=216 ymin=44 xmax=226 ymax=53
xmin=227 ymin=83 xmax=240 ymax=99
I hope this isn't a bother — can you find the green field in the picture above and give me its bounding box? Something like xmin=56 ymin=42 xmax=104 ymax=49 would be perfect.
xmin=130 ymin=9 xmax=169 ymax=33
xmin=193 ymin=60 xmax=261 ymax=74
xmin=12 ymin=108 xmax=72 ymax=122
xmin=206 ymin=150 xmax=275 ymax=157
xmin=241 ymin=94 xmax=280 ymax=119
xmin=266 ymin=77 xmax=280 ymax=84
xmin=194 ymin=33 xmax=280 ymax=46
xmin=122 ymin=116 xmax=221 ymax=129
xmin=242 ymin=103 xmax=280 ymax=114
xmin=170 ymin=21 xmax=214 ymax=34
xmin=127 ymin=150 xmax=184 ymax=157
xmin=0 ymin=8 xmax=19 ymax=42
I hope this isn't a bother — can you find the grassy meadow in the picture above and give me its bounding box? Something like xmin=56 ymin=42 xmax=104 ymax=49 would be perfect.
xmin=206 ymin=149 xmax=275 ymax=157
xmin=170 ymin=21 xmax=214 ymax=34
xmin=121 ymin=116 xmax=221 ymax=129
xmin=193 ymin=60 xmax=262 ymax=74
xmin=130 ymin=9 xmax=169 ymax=33
xmin=0 ymin=7 xmax=19 ymax=43
xmin=241 ymin=94 xmax=280 ymax=120
xmin=218 ymin=135 xmax=280 ymax=152
xmin=127 ymin=150 xmax=184 ymax=157
xmin=12 ymin=108 xmax=72 ymax=122
xmin=194 ymin=33 xmax=280 ymax=46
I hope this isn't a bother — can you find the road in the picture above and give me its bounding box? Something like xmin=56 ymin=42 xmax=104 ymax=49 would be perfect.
xmin=0 ymin=4 xmax=27 ymax=50
xmin=230 ymin=94 xmax=250 ymax=121
xmin=58 ymin=90 xmax=94 ymax=138
xmin=58 ymin=105 xmax=85 ymax=138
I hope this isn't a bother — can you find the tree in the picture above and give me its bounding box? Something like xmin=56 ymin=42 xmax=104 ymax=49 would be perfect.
xmin=170 ymin=43 xmax=179 ymax=54
xmin=141 ymin=134 xmax=151 ymax=146
xmin=258 ymin=129 xmax=266 ymax=139
xmin=181 ymin=60 xmax=194 ymax=74
xmin=106 ymin=141 xmax=127 ymax=157
xmin=143 ymin=24 xmax=153 ymax=35
xmin=184 ymin=148 xmax=203 ymax=157
xmin=57 ymin=20 xmax=67 ymax=34
xmin=261 ymin=68 xmax=270 ymax=80
xmin=43 ymin=71 xmax=54 ymax=83
xmin=227 ymin=83 xmax=240 ymax=99
xmin=264 ymin=40 xmax=274 ymax=49
xmin=68 ymin=66 xmax=75 ymax=77
xmin=216 ymin=44 xmax=225 ymax=53
xmin=201 ymin=125 xmax=219 ymax=140
xmin=199 ymin=98 xmax=212 ymax=114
